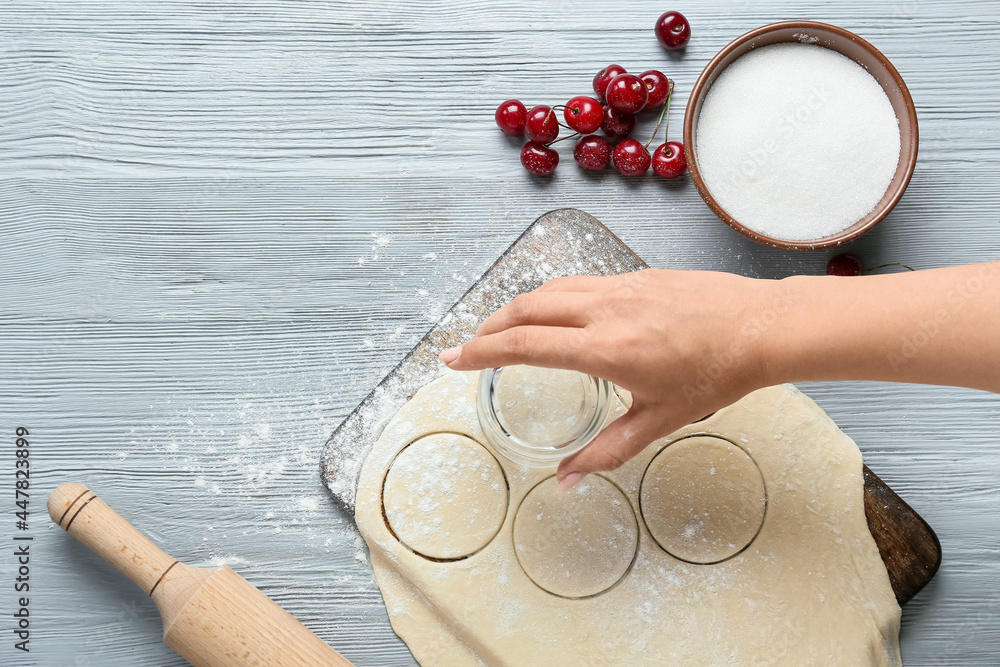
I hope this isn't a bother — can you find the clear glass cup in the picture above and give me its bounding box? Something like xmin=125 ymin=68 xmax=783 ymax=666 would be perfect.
xmin=477 ymin=365 xmax=613 ymax=468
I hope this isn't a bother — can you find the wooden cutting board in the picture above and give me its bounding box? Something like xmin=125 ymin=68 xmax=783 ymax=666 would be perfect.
xmin=321 ymin=208 xmax=941 ymax=605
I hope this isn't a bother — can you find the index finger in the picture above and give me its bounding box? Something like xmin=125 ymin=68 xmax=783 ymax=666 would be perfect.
xmin=440 ymin=325 xmax=604 ymax=376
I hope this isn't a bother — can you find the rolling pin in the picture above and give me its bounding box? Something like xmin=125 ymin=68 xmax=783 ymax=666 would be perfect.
xmin=48 ymin=482 xmax=354 ymax=667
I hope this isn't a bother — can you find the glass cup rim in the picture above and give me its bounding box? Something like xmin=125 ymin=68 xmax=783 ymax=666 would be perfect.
xmin=477 ymin=366 xmax=613 ymax=467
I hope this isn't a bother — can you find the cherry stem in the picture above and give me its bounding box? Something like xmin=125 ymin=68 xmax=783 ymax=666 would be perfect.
xmin=645 ymin=81 xmax=675 ymax=150
xmin=864 ymin=262 xmax=916 ymax=273
xmin=546 ymin=132 xmax=581 ymax=147
xmin=542 ymin=107 xmax=575 ymax=130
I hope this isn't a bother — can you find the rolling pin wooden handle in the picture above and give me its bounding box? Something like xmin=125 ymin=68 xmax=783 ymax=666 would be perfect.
xmin=47 ymin=482 xmax=177 ymax=596
xmin=49 ymin=483 xmax=357 ymax=667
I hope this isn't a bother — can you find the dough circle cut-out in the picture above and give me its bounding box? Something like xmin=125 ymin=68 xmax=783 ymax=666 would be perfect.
xmin=640 ymin=435 xmax=766 ymax=563
xmin=513 ymin=475 xmax=638 ymax=598
xmin=382 ymin=432 xmax=508 ymax=560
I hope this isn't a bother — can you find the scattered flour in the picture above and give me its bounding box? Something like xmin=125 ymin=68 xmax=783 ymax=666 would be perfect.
xmin=354 ymin=536 xmax=369 ymax=564
xmin=299 ymin=497 xmax=319 ymax=512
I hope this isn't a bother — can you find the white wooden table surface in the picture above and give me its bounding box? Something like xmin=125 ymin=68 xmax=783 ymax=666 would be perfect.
xmin=1 ymin=1 xmax=998 ymax=665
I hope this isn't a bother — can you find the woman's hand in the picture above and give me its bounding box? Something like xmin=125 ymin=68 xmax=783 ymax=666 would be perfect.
xmin=438 ymin=269 xmax=776 ymax=491
xmin=439 ymin=261 xmax=1000 ymax=490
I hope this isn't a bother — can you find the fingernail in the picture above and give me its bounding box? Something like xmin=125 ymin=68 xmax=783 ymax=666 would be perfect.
xmin=558 ymin=471 xmax=586 ymax=493
xmin=438 ymin=346 xmax=462 ymax=365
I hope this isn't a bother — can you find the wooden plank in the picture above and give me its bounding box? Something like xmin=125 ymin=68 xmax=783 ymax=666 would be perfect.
xmin=863 ymin=466 xmax=942 ymax=604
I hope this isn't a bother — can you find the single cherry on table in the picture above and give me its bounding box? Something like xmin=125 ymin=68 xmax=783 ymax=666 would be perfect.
xmin=826 ymin=254 xmax=864 ymax=276
xmin=520 ymin=141 xmax=559 ymax=176
xmin=563 ymin=96 xmax=604 ymax=134
xmin=826 ymin=254 xmax=915 ymax=276
xmin=601 ymin=105 xmax=636 ymax=139
xmin=652 ymin=141 xmax=686 ymax=179
xmin=525 ymin=105 xmax=559 ymax=144
xmin=612 ymin=139 xmax=651 ymax=176
xmin=640 ymin=71 xmax=671 ymax=110
xmin=573 ymin=134 xmax=612 ymax=171
xmin=605 ymin=73 xmax=649 ymax=115
xmin=655 ymin=11 xmax=691 ymax=50
xmin=495 ymin=99 xmax=527 ymax=136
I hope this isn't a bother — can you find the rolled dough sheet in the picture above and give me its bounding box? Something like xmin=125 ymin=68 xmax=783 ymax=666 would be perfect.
xmin=355 ymin=371 xmax=901 ymax=666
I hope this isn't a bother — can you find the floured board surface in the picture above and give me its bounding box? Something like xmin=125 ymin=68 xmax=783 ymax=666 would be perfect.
xmin=321 ymin=207 xmax=940 ymax=604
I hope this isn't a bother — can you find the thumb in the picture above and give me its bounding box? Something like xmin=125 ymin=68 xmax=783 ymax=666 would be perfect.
xmin=556 ymin=404 xmax=666 ymax=492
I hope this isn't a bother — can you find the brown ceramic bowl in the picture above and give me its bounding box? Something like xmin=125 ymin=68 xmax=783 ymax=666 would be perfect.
xmin=683 ymin=21 xmax=918 ymax=251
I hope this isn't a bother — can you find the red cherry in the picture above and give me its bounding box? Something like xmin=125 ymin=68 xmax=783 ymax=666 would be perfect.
xmin=606 ymin=74 xmax=648 ymax=114
xmin=826 ymin=254 xmax=864 ymax=276
xmin=563 ymin=96 xmax=604 ymax=134
xmin=639 ymin=71 xmax=672 ymax=110
xmin=652 ymin=141 xmax=687 ymax=178
xmin=655 ymin=11 xmax=691 ymax=50
xmin=593 ymin=64 xmax=627 ymax=101
xmin=601 ymin=105 xmax=636 ymax=139
xmin=520 ymin=141 xmax=559 ymax=176
xmin=495 ymin=99 xmax=527 ymax=136
xmin=612 ymin=139 xmax=651 ymax=177
xmin=573 ymin=134 xmax=612 ymax=171
xmin=525 ymin=105 xmax=559 ymax=144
